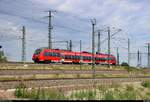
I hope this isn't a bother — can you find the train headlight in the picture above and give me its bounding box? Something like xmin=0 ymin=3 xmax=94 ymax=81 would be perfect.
xmin=80 ymin=60 xmax=83 ymax=63
xmin=61 ymin=59 xmax=64 ymax=62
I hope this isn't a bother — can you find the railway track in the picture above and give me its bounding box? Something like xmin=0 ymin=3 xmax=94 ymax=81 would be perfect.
xmin=0 ymin=77 xmax=150 ymax=90
xmin=0 ymin=69 xmax=129 ymax=75
xmin=0 ymin=62 xmax=150 ymax=90
xmin=0 ymin=62 xmax=120 ymax=67
xmin=0 ymin=62 xmax=113 ymax=68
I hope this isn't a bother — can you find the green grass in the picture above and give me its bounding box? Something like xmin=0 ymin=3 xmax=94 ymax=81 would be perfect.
xmin=15 ymin=87 xmax=67 ymax=100
xmin=15 ymin=82 xmax=150 ymax=100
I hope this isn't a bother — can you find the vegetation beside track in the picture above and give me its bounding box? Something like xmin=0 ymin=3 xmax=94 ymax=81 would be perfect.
xmin=14 ymin=81 xmax=150 ymax=100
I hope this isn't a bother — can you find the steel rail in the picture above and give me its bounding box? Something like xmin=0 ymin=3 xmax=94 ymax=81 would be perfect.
xmin=0 ymin=77 xmax=150 ymax=90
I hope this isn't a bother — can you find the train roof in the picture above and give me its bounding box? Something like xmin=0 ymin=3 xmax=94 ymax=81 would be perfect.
xmin=36 ymin=47 xmax=115 ymax=57
xmin=38 ymin=48 xmax=72 ymax=52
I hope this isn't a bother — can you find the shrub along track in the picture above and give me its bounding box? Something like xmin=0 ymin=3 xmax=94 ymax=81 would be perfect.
xmin=0 ymin=77 xmax=150 ymax=90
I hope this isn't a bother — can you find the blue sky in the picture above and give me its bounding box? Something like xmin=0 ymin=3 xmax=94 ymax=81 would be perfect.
xmin=0 ymin=0 xmax=150 ymax=66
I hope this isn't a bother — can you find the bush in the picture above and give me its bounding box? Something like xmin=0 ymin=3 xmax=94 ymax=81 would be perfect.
xmin=15 ymin=85 xmax=28 ymax=98
xmin=0 ymin=49 xmax=7 ymax=62
xmin=15 ymin=87 xmax=67 ymax=100
xmin=103 ymin=90 xmax=114 ymax=100
xmin=121 ymin=62 xmax=129 ymax=66
xmin=141 ymin=81 xmax=150 ymax=88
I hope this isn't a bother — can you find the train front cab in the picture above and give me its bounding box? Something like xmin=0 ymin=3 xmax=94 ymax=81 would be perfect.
xmin=32 ymin=48 xmax=43 ymax=63
xmin=32 ymin=48 xmax=61 ymax=63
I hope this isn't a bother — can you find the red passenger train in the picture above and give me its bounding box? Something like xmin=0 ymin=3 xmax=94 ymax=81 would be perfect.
xmin=32 ymin=47 xmax=116 ymax=65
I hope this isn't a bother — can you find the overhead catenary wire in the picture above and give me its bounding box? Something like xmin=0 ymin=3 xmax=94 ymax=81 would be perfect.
xmin=0 ymin=10 xmax=89 ymax=34
xmin=3 ymin=0 xmax=91 ymax=26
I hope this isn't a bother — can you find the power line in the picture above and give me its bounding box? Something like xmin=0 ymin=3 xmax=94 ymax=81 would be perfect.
xmin=101 ymin=29 xmax=122 ymax=44
xmin=0 ymin=10 xmax=89 ymax=34
xmin=146 ymin=43 xmax=150 ymax=67
xmin=91 ymin=18 xmax=96 ymax=79
xmin=45 ymin=10 xmax=56 ymax=49
xmin=128 ymin=38 xmax=130 ymax=66
xmin=56 ymin=10 xmax=90 ymax=24
xmin=69 ymin=40 xmax=72 ymax=51
xmin=9 ymin=0 xmax=90 ymax=25
xmin=80 ymin=40 xmax=82 ymax=70
xmin=21 ymin=26 xmax=26 ymax=63
xmin=54 ymin=24 xmax=89 ymax=33
xmin=107 ymin=27 xmax=111 ymax=68
xmin=97 ymin=30 xmax=101 ymax=53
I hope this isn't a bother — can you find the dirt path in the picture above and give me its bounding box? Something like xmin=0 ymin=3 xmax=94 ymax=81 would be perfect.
xmin=0 ymin=90 xmax=17 ymax=100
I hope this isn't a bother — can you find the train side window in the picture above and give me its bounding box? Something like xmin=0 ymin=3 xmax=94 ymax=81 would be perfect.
xmin=72 ymin=56 xmax=75 ymax=59
xmin=87 ymin=57 xmax=89 ymax=60
xmin=69 ymin=55 xmax=72 ymax=59
xmin=57 ymin=53 xmax=60 ymax=57
xmin=108 ymin=57 xmax=112 ymax=60
xmin=83 ymin=56 xmax=89 ymax=60
xmin=55 ymin=53 xmax=58 ymax=57
xmin=64 ymin=55 xmax=67 ymax=59
xmin=100 ymin=58 xmax=105 ymax=61
xmin=76 ymin=56 xmax=78 ymax=59
xmin=89 ymin=57 xmax=92 ymax=60
xmin=52 ymin=53 xmax=55 ymax=56
xmin=83 ymin=56 xmax=86 ymax=60
xmin=107 ymin=58 xmax=110 ymax=60
xmin=35 ymin=49 xmax=42 ymax=55
xmin=99 ymin=58 xmax=101 ymax=61
xmin=65 ymin=55 xmax=71 ymax=59
xmin=53 ymin=53 xmax=56 ymax=57
xmin=86 ymin=57 xmax=88 ymax=60
xmin=66 ymin=55 xmax=69 ymax=59
xmin=85 ymin=57 xmax=87 ymax=60
xmin=67 ymin=56 xmax=69 ymax=59
xmin=48 ymin=52 xmax=51 ymax=56
xmin=74 ymin=56 xmax=76 ymax=59
xmin=86 ymin=57 xmax=89 ymax=60
xmin=44 ymin=52 xmax=48 ymax=56
xmin=65 ymin=55 xmax=68 ymax=59
xmin=47 ymin=52 xmax=51 ymax=56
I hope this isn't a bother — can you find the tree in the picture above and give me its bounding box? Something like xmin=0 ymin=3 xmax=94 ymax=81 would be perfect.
xmin=121 ymin=62 xmax=129 ymax=66
xmin=0 ymin=47 xmax=7 ymax=62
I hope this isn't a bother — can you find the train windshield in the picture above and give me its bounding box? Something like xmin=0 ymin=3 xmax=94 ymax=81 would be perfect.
xmin=34 ymin=49 xmax=42 ymax=55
